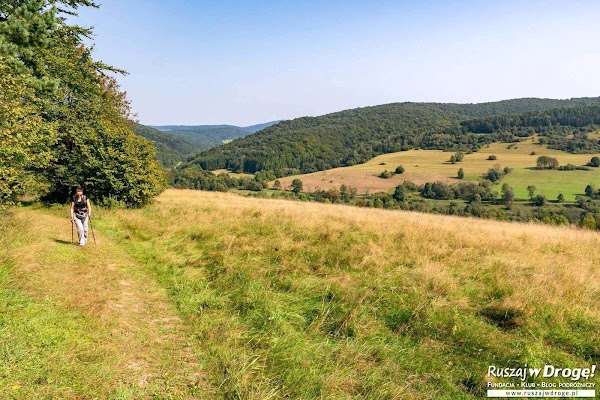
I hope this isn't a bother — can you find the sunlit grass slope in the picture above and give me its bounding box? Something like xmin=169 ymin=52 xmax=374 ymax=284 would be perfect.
xmin=99 ymin=189 xmax=599 ymax=399
xmin=0 ymin=207 xmax=206 ymax=399
xmin=274 ymin=139 xmax=600 ymax=200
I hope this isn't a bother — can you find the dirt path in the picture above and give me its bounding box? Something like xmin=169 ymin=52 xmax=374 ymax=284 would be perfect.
xmin=8 ymin=209 xmax=208 ymax=398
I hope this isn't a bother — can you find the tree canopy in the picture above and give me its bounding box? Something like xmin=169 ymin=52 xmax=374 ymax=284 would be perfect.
xmin=0 ymin=0 xmax=164 ymax=206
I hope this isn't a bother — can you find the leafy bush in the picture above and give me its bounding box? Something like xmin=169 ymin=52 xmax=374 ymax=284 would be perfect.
xmin=379 ymin=170 xmax=394 ymax=179
xmin=532 ymin=195 xmax=547 ymax=207
xmin=557 ymin=164 xmax=577 ymax=171
xmin=291 ymin=179 xmax=303 ymax=194
xmin=536 ymin=156 xmax=559 ymax=169
xmin=485 ymin=166 xmax=504 ymax=182
xmin=421 ymin=181 xmax=453 ymax=200
xmin=449 ymin=152 xmax=465 ymax=164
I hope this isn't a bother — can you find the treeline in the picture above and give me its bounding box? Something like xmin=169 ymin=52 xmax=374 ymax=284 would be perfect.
xmin=0 ymin=1 xmax=163 ymax=206
xmin=242 ymin=180 xmax=600 ymax=230
xmin=434 ymin=97 xmax=600 ymax=119
xmin=170 ymin=166 xmax=274 ymax=192
xmin=177 ymin=98 xmax=600 ymax=179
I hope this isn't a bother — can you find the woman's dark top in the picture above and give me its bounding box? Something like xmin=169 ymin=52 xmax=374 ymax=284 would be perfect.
xmin=73 ymin=195 xmax=88 ymax=218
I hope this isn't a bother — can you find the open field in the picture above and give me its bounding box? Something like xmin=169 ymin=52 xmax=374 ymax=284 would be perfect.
xmin=500 ymin=168 xmax=600 ymax=201
xmin=2 ymin=189 xmax=599 ymax=398
xmin=211 ymin=168 xmax=254 ymax=179
xmin=272 ymin=139 xmax=600 ymax=200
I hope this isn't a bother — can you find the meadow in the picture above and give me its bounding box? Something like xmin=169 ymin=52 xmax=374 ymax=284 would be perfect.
xmin=1 ymin=189 xmax=599 ymax=399
xmin=274 ymin=138 xmax=600 ymax=200
xmin=212 ymin=169 xmax=255 ymax=179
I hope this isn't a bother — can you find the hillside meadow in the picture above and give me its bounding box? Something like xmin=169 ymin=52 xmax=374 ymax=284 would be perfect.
xmin=274 ymin=138 xmax=600 ymax=200
xmin=1 ymin=189 xmax=599 ymax=399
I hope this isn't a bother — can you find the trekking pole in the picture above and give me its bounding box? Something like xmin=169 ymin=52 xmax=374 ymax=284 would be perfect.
xmin=89 ymin=215 xmax=97 ymax=244
xmin=71 ymin=219 xmax=74 ymax=244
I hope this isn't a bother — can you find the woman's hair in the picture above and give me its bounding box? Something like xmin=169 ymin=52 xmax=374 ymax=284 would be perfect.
xmin=75 ymin=186 xmax=83 ymax=193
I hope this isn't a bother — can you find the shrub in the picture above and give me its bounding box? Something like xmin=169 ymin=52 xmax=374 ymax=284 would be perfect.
xmin=487 ymin=155 xmax=497 ymax=160
xmin=378 ymin=170 xmax=393 ymax=179
xmin=536 ymin=156 xmax=559 ymax=169
xmin=393 ymin=186 xmax=406 ymax=202
xmin=542 ymin=214 xmax=570 ymax=226
xmin=557 ymin=164 xmax=577 ymax=171
xmin=532 ymin=194 xmax=547 ymax=207
xmin=485 ymin=166 xmax=503 ymax=182
xmin=323 ymin=188 xmax=341 ymax=203
xmin=421 ymin=181 xmax=453 ymax=200
xmin=394 ymin=165 xmax=405 ymax=174
xmin=402 ymin=181 xmax=420 ymax=191
xmin=585 ymin=185 xmax=594 ymax=197
xmin=457 ymin=168 xmax=464 ymax=179
xmin=449 ymin=151 xmax=464 ymax=164
xmin=590 ymin=157 xmax=600 ymax=167
xmin=581 ymin=214 xmax=597 ymax=229
xmin=291 ymin=179 xmax=303 ymax=194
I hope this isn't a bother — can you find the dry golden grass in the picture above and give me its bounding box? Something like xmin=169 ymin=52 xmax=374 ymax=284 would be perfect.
xmin=108 ymin=189 xmax=600 ymax=397
xmin=157 ymin=189 xmax=600 ymax=313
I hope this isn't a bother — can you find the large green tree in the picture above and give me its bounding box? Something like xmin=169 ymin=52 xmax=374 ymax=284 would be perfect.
xmin=0 ymin=57 xmax=56 ymax=202
xmin=0 ymin=0 xmax=164 ymax=206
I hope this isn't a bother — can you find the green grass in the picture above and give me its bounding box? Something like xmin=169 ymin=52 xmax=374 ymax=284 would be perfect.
xmin=0 ymin=213 xmax=117 ymax=398
xmin=0 ymin=208 xmax=206 ymax=399
xmin=104 ymin=190 xmax=600 ymax=398
xmin=2 ymin=190 xmax=600 ymax=399
xmin=497 ymin=168 xmax=600 ymax=201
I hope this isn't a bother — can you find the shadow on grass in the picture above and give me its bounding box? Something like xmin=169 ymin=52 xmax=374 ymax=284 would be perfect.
xmin=53 ymin=238 xmax=75 ymax=245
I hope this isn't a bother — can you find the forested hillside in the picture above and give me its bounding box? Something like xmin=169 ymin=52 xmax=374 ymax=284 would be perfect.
xmin=133 ymin=124 xmax=201 ymax=168
xmin=179 ymin=98 xmax=600 ymax=177
xmin=461 ymin=102 xmax=600 ymax=153
xmin=152 ymin=121 xmax=279 ymax=149
xmin=434 ymin=97 xmax=600 ymax=118
xmin=0 ymin=1 xmax=163 ymax=206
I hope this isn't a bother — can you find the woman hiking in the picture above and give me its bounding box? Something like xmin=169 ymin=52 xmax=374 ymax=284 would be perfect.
xmin=70 ymin=186 xmax=92 ymax=247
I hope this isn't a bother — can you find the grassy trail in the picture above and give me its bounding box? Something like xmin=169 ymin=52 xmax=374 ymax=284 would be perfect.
xmin=0 ymin=207 xmax=206 ymax=399
xmin=2 ymin=190 xmax=600 ymax=399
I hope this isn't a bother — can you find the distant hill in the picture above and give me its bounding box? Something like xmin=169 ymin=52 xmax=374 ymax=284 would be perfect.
xmin=180 ymin=97 xmax=600 ymax=175
xmin=151 ymin=121 xmax=280 ymax=148
xmin=242 ymin=121 xmax=281 ymax=133
xmin=133 ymin=124 xmax=203 ymax=168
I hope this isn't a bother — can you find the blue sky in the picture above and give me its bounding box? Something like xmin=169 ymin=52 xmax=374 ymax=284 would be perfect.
xmin=73 ymin=0 xmax=600 ymax=126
